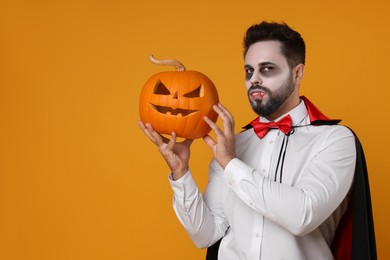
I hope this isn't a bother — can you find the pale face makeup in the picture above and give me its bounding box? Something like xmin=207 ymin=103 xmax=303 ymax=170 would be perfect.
xmin=244 ymin=40 xmax=300 ymax=119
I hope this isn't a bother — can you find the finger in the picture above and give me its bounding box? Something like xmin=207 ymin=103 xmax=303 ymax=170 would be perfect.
xmin=137 ymin=120 xmax=147 ymax=133
xmin=217 ymin=103 xmax=234 ymax=124
xmin=144 ymin=123 xmax=165 ymax=145
xmin=203 ymin=135 xmax=216 ymax=150
xmin=204 ymin=116 xmax=223 ymax=135
xmin=166 ymin=132 xmax=177 ymax=151
xmin=138 ymin=121 xmax=157 ymax=143
xmin=213 ymin=105 xmax=234 ymax=134
xmin=142 ymin=123 xmax=170 ymax=143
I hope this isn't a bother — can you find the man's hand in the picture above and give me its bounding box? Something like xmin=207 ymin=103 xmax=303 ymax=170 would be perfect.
xmin=138 ymin=121 xmax=193 ymax=180
xmin=203 ymin=103 xmax=236 ymax=169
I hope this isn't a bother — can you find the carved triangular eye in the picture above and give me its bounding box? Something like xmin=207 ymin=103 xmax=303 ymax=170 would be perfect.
xmin=183 ymin=85 xmax=204 ymax=98
xmin=153 ymin=80 xmax=171 ymax=95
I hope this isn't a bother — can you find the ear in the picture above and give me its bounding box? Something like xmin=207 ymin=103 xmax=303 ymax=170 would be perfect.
xmin=293 ymin=64 xmax=305 ymax=85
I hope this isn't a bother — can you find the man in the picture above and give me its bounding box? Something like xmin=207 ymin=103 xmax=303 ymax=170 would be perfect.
xmin=138 ymin=21 xmax=376 ymax=259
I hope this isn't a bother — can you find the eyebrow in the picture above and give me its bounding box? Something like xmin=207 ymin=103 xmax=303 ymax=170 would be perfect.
xmin=244 ymin=61 xmax=277 ymax=69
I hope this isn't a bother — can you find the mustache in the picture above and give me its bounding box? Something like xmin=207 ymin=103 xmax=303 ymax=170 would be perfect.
xmin=248 ymin=84 xmax=270 ymax=94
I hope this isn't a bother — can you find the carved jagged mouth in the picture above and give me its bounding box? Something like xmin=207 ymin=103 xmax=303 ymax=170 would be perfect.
xmin=150 ymin=104 xmax=197 ymax=117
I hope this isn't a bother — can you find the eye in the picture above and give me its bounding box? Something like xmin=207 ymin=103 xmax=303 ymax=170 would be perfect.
xmin=260 ymin=66 xmax=275 ymax=73
xmin=183 ymin=85 xmax=204 ymax=98
xmin=153 ymin=80 xmax=170 ymax=95
xmin=245 ymin=67 xmax=254 ymax=80
xmin=245 ymin=67 xmax=254 ymax=75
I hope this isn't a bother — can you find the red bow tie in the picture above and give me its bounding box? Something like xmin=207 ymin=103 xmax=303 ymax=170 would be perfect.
xmin=251 ymin=115 xmax=292 ymax=139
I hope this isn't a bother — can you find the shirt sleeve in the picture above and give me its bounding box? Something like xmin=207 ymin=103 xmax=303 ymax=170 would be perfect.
xmin=168 ymin=169 xmax=229 ymax=248
xmin=223 ymin=126 xmax=356 ymax=236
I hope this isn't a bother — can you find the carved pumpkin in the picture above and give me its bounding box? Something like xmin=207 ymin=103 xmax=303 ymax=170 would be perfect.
xmin=139 ymin=55 xmax=219 ymax=139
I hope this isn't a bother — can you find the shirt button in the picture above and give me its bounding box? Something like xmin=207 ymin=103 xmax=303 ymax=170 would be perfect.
xmin=269 ymin=140 xmax=274 ymax=144
xmin=261 ymin=169 xmax=266 ymax=174
xmin=255 ymin=233 xmax=260 ymax=238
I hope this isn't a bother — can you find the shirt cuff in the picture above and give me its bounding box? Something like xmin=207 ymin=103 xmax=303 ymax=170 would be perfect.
xmin=168 ymin=170 xmax=197 ymax=195
xmin=223 ymin=158 xmax=255 ymax=187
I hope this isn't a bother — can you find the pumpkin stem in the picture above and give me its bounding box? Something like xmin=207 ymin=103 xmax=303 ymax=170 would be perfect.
xmin=149 ymin=55 xmax=186 ymax=71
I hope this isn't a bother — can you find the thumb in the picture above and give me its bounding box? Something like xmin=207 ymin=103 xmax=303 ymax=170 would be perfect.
xmin=183 ymin=139 xmax=194 ymax=147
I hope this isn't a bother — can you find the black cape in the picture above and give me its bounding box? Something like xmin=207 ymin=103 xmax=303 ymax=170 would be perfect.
xmin=206 ymin=97 xmax=377 ymax=260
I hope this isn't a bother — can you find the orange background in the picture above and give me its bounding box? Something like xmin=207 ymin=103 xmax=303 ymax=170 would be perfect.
xmin=1 ymin=0 xmax=389 ymax=259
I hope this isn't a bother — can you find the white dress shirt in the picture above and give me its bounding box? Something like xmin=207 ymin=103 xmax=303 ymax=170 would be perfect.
xmin=169 ymin=100 xmax=356 ymax=260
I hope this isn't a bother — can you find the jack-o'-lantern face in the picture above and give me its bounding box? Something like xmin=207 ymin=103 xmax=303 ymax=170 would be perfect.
xmin=139 ymin=56 xmax=219 ymax=139
xmin=151 ymin=78 xmax=202 ymax=117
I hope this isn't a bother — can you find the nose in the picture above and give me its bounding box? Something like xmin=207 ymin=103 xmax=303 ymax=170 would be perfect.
xmin=249 ymin=71 xmax=262 ymax=86
xmin=171 ymin=91 xmax=179 ymax=109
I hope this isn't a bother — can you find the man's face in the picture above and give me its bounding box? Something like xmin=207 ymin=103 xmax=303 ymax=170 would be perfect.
xmin=244 ymin=40 xmax=295 ymax=118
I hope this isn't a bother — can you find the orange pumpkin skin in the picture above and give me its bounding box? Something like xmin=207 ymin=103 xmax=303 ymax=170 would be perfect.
xmin=139 ymin=69 xmax=219 ymax=139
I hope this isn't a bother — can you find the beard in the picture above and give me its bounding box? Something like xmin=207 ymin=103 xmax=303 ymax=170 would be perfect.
xmin=248 ymin=75 xmax=294 ymax=118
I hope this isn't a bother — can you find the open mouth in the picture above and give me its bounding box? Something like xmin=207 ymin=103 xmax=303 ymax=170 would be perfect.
xmin=150 ymin=104 xmax=197 ymax=117
xmin=249 ymin=90 xmax=266 ymax=100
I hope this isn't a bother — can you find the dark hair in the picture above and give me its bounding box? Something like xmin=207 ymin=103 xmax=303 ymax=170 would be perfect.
xmin=243 ymin=21 xmax=306 ymax=68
